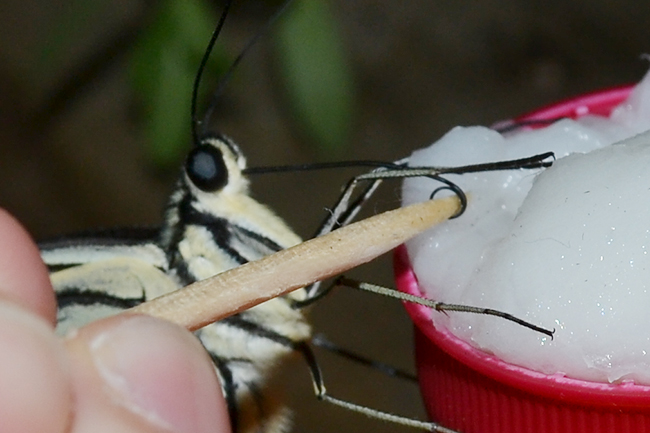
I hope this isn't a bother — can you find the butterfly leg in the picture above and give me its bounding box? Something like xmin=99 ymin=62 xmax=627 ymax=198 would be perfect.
xmin=293 ymin=341 xmax=459 ymax=433
xmin=336 ymin=277 xmax=554 ymax=338
xmin=314 ymin=152 xmax=554 ymax=239
xmin=310 ymin=333 xmax=417 ymax=382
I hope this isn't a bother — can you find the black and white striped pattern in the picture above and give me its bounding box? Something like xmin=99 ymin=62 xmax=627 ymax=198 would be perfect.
xmin=42 ymin=135 xmax=311 ymax=433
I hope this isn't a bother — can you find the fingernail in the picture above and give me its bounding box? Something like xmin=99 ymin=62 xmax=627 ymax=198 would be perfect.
xmin=88 ymin=315 xmax=228 ymax=433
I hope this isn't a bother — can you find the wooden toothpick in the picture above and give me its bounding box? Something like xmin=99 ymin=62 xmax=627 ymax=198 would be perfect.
xmin=126 ymin=197 xmax=459 ymax=331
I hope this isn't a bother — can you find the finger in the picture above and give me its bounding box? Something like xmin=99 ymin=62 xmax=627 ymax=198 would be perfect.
xmin=0 ymin=301 xmax=72 ymax=433
xmin=0 ymin=208 xmax=56 ymax=324
xmin=65 ymin=314 xmax=231 ymax=433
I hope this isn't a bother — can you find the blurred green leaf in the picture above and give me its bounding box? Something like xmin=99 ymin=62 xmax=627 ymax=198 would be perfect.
xmin=130 ymin=0 xmax=227 ymax=168
xmin=274 ymin=0 xmax=355 ymax=157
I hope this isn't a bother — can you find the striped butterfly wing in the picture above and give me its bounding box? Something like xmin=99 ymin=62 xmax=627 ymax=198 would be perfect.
xmin=40 ymin=227 xmax=175 ymax=334
xmin=42 ymin=136 xmax=311 ymax=433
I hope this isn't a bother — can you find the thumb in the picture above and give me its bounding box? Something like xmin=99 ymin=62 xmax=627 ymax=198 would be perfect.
xmin=64 ymin=314 xmax=231 ymax=433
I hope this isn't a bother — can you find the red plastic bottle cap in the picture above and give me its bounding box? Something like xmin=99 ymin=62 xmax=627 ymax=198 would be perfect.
xmin=395 ymin=86 xmax=650 ymax=433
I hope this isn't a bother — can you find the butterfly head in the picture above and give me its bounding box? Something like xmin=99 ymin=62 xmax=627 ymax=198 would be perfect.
xmin=184 ymin=134 xmax=249 ymax=196
xmin=159 ymin=133 xmax=252 ymax=255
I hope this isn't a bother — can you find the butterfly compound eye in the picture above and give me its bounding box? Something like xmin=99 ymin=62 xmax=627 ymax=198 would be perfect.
xmin=185 ymin=145 xmax=229 ymax=192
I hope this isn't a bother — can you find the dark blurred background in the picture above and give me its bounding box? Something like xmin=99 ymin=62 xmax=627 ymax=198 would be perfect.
xmin=1 ymin=1 xmax=649 ymax=432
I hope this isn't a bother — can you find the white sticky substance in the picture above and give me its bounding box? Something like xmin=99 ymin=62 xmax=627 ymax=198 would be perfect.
xmin=403 ymin=71 xmax=650 ymax=384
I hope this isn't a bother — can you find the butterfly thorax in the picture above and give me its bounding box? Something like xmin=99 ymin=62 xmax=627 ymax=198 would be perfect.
xmin=158 ymin=136 xmax=310 ymax=433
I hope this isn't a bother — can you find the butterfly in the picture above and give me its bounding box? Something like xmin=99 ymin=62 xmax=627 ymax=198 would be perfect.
xmin=35 ymin=2 xmax=436 ymax=430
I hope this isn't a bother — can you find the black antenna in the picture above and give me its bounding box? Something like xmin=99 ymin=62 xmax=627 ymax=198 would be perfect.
xmin=191 ymin=0 xmax=295 ymax=145
xmin=191 ymin=0 xmax=234 ymax=146
xmin=200 ymin=0 xmax=294 ymax=136
xmin=243 ymin=152 xmax=554 ymax=176
xmin=243 ymin=160 xmax=403 ymax=175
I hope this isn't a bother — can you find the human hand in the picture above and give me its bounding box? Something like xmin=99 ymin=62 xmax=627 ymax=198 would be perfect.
xmin=0 ymin=209 xmax=231 ymax=433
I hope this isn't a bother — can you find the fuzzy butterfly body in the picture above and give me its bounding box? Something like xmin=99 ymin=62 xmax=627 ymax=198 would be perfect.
xmin=41 ymin=135 xmax=311 ymax=433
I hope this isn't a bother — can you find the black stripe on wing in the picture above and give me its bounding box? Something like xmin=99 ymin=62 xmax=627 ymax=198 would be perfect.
xmin=56 ymin=288 xmax=146 ymax=309
xmin=229 ymin=224 xmax=285 ymax=257
xmin=222 ymin=315 xmax=297 ymax=349
xmin=39 ymin=227 xmax=161 ymax=251
xmin=40 ymin=227 xmax=167 ymax=272
xmin=211 ymin=354 xmax=240 ymax=433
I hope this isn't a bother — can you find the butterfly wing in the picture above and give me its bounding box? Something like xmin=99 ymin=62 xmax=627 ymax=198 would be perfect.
xmin=40 ymin=227 xmax=178 ymax=334
xmin=52 ymin=257 xmax=179 ymax=334
xmin=40 ymin=227 xmax=167 ymax=270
